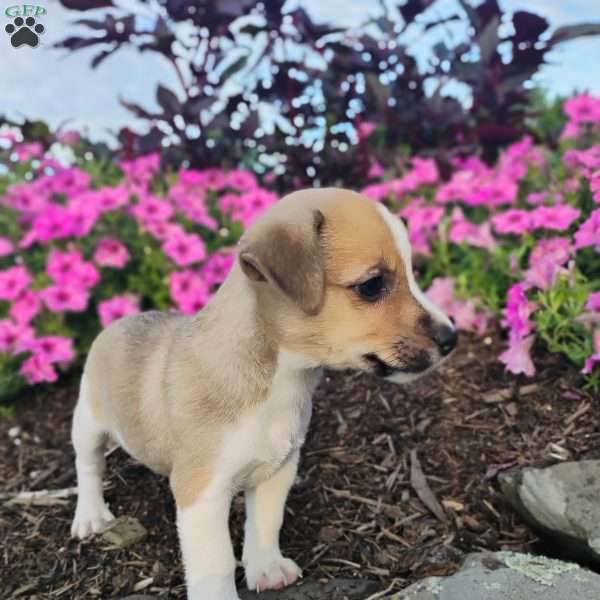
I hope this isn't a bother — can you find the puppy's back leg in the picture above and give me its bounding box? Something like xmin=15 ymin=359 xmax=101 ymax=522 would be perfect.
xmin=70 ymin=375 xmax=115 ymax=539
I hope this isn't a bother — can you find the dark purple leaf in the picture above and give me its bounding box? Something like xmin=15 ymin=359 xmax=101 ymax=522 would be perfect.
xmin=399 ymin=0 xmax=435 ymax=25
xmin=58 ymin=0 xmax=113 ymax=9
xmin=511 ymin=11 xmax=548 ymax=44
xmin=550 ymin=22 xmax=600 ymax=45
xmin=156 ymin=85 xmax=182 ymax=115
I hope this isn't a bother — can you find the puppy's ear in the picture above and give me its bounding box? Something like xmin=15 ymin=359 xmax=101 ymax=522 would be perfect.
xmin=239 ymin=209 xmax=326 ymax=316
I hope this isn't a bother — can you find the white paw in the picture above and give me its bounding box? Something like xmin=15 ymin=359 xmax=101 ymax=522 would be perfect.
xmin=244 ymin=551 xmax=302 ymax=592
xmin=71 ymin=500 xmax=115 ymax=539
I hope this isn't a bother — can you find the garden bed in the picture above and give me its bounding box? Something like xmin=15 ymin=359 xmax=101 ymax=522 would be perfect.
xmin=1 ymin=333 xmax=599 ymax=599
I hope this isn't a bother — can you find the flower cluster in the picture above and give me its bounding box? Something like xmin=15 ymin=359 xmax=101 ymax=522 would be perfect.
xmin=0 ymin=93 xmax=599 ymax=395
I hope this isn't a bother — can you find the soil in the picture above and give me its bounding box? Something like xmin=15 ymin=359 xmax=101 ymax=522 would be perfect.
xmin=1 ymin=332 xmax=599 ymax=599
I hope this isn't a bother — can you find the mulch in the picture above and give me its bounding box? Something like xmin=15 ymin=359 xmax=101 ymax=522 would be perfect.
xmin=1 ymin=332 xmax=599 ymax=599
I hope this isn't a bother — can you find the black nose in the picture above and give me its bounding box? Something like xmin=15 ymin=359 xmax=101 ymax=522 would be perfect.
xmin=433 ymin=325 xmax=458 ymax=356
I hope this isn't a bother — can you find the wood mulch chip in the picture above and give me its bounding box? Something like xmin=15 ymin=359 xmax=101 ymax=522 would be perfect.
xmin=1 ymin=332 xmax=599 ymax=598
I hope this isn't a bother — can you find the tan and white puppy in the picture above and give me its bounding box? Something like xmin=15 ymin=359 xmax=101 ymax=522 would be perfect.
xmin=70 ymin=188 xmax=457 ymax=600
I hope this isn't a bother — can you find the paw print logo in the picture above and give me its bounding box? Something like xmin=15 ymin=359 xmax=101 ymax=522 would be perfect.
xmin=5 ymin=16 xmax=44 ymax=48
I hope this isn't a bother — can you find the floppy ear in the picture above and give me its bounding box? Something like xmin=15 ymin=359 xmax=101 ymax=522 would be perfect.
xmin=239 ymin=209 xmax=326 ymax=316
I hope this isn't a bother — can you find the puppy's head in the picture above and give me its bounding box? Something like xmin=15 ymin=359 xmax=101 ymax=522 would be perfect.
xmin=238 ymin=187 xmax=457 ymax=382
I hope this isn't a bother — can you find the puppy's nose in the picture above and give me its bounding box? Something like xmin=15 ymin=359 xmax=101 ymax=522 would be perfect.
xmin=433 ymin=324 xmax=458 ymax=356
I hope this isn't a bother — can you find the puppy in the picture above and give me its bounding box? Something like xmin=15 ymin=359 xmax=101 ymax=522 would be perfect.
xmin=70 ymin=187 xmax=457 ymax=600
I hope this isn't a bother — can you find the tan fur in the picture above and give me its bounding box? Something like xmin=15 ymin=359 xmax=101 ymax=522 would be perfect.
xmin=80 ymin=187 xmax=444 ymax=509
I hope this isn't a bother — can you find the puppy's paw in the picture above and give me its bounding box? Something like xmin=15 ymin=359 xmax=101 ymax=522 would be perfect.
xmin=244 ymin=551 xmax=302 ymax=592
xmin=71 ymin=501 xmax=115 ymax=539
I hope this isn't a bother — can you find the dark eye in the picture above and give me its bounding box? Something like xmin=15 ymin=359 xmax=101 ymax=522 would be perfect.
xmin=355 ymin=275 xmax=386 ymax=302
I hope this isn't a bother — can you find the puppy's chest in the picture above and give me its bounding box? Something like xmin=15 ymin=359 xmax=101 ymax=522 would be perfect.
xmin=226 ymin=383 xmax=315 ymax=488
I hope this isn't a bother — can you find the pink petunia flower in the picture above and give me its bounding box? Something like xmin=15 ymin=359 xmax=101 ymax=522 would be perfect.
xmin=130 ymin=194 xmax=174 ymax=224
xmin=0 ymin=266 xmax=32 ymax=301
xmin=357 ymin=121 xmax=377 ymax=140
xmin=564 ymin=93 xmax=600 ymax=124
xmin=524 ymin=237 xmax=572 ymax=290
xmin=98 ymin=295 xmax=140 ymax=327
xmin=47 ymin=249 xmax=100 ymax=289
xmin=0 ymin=237 xmax=14 ymax=257
xmin=94 ymin=238 xmax=130 ymax=268
xmin=20 ymin=354 xmax=58 ymax=384
xmin=0 ymin=319 xmax=35 ymax=353
xmin=586 ymin=291 xmax=600 ymax=312
xmin=202 ymin=252 xmax=235 ymax=289
xmin=169 ymin=270 xmax=210 ymax=314
xmin=448 ymin=208 xmax=496 ymax=249
xmin=582 ymin=330 xmax=600 ymax=374
xmin=531 ymin=204 xmax=581 ymax=231
xmin=20 ymin=335 xmax=75 ymax=364
xmin=163 ymin=231 xmax=207 ymax=267
xmin=492 ymin=209 xmax=534 ymax=235
xmin=10 ymin=289 xmax=41 ymax=325
xmin=574 ymin=208 xmax=600 ymax=251
xmin=502 ymin=282 xmax=537 ymax=337
xmin=499 ymin=331 xmax=536 ymax=376
xmin=40 ymin=285 xmax=89 ymax=312
xmin=144 ymin=220 xmax=186 ymax=241
xmin=14 ymin=142 xmax=43 ymax=162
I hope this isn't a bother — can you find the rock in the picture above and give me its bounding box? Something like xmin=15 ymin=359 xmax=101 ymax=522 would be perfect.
xmin=101 ymin=516 xmax=147 ymax=548
xmin=239 ymin=578 xmax=379 ymax=599
xmin=386 ymin=551 xmax=600 ymax=599
xmin=498 ymin=460 xmax=600 ymax=563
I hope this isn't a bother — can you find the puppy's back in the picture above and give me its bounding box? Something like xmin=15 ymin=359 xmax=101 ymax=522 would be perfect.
xmin=82 ymin=310 xmax=187 ymax=473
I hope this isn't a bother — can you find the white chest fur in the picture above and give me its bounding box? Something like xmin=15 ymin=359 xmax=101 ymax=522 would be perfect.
xmin=220 ymin=353 xmax=321 ymax=491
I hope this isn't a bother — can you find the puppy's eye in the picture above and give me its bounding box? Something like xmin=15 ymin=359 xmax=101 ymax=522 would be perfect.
xmin=355 ymin=275 xmax=386 ymax=302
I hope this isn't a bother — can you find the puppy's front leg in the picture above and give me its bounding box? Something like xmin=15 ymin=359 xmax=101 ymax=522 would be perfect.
xmin=243 ymin=451 xmax=302 ymax=592
xmin=173 ymin=473 xmax=240 ymax=600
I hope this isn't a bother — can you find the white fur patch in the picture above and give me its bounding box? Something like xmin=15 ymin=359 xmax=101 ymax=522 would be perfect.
xmin=375 ymin=202 xmax=453 ymax=328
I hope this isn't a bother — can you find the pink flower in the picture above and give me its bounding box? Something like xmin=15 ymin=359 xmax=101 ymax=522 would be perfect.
xmin=28 ymin=203 xmax=76 ymax=243
xmin=591 ymin=171 xmax=600 ymax=203
xmin=0 ymin=237 xmax=14 ymax=257
xmin=170 ymin=189 xmax=218 ymax=229
xmin=368 ymin=160 xmax=385 ymax=179
xmin=225 ymin=169 xmax=258 ymax=191
xmin=492 ymin=209 xmax=533 ymax=234
xmin=119 ymin=153 xmax=161 ymax=189
xmin=531 ymin=204 xmax=581 ymax=231
xmin=144 ymin=220 xmax=186 ymax=241
xmin=20 ymin=354 xmax=58 ymax=384
xmin=10 ymin=290 xmax=41 ymax=324
xmin=574 ymin=208 xmax=600 ymax=251
xmin=15 ymin=142 xmax=43 ymax=162
xmin=582 ymin=331 xmax=600 ymax=374
xmin=502 ymin=282 xmax=537 ymax=336
xmin=202 ymin=252 xmax=235 ymax=288
xmin=426 ymin=277 xmax=489 ymax=333
xmin=47 ymin=249 xmax=100 ymax=289
xmin=586 ymin=292 xmax=600 ymax=312
xmin=56 ymin=130 xmax=81 ymax=145
xmin=449 ymin=208 xmax=496 ymax=249
xmin=0 ymin=266 xmax=32 ymax=301
xmin=499 ymin=332 xmax=536 ymax=376
xmin=98 ymin=295 xmax=140 ymax=327
xmin=169 ymin=270 xmax=210 ymax=314
xmin=94 ymin=238 xmax=130 ymax=268
xmin=40 ymin=285 xmax=89 ymax=312
xmin=564 ymin=93 xmax=600 ymax=124
xmin=130 ymin=194 xmax=174 ymax=224
xmin=530 ymin=237 xmax=572 ymax=266
xmin=20 ymin=336 xmax=75 ymax=364
xmin=410 ymin=158 xmax=439 ymax=185
xmin=163 ymin=231 xmax=207 ymax=267
xmin=357 ymin=121 xmax=377 ymax=140
xmin=0 ymin=319 xmax=34 ymax=353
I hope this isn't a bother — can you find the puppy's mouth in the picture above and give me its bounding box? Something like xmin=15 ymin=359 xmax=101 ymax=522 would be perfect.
xmin=363 ymin=352 xmax=431 ymax=378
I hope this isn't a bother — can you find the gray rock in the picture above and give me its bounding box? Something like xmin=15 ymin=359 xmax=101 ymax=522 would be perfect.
xmin=239 ymin=578 xmax=379 ymax=599
xmin=101 ymin=515 xmax=148 ymax=548
xmin=386 ymin=551 xmax=600 ymax=599
xmin=499 ymin=460 xmax=600 ymax=563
